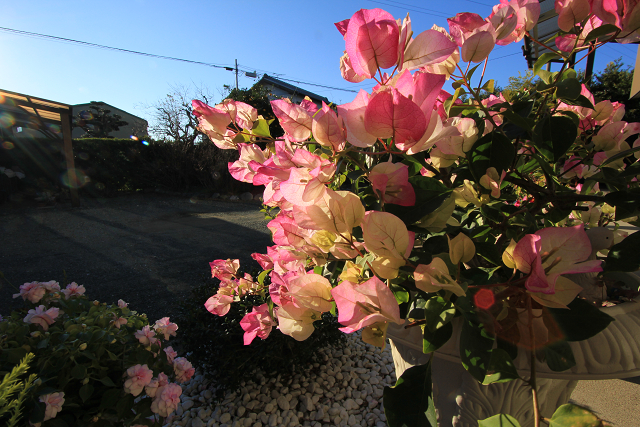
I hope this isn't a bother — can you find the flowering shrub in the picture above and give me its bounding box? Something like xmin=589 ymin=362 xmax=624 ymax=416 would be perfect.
xmin=0 ymin=280 xmax=193 ymax=426
xmin=175 ymin=276 xmax=345 ymax=400
xmin=194 ymin=1 xmax=640 ymax=426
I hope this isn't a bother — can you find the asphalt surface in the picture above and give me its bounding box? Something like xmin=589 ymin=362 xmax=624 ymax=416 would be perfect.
xmin=0 ymin=193 xmax=272 ymax=322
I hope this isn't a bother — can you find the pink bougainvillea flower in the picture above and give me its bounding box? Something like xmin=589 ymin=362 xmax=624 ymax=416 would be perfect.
xmin=362 ymin=211 xmax=414 ymax=279
xmin=209 ymin=259 xmax=240 ymax=281
xmin=150 ymin=383 xmax=182 ymax=417
xmin=364 ymin=87 xmax=427 ymax=148
xmin=489 ymin=0 xmax=540 ymax=45
xmin=23 ymin=305 xmax=59 ymax=331
xmin=312 ymin=101 xmax=347 ymax=151
xmin=555 ymin=0 xmax=591 ymax=31
xmin=337 ymin=90 xmax=377 ymax=148
xmin=331 ymin=276 xmax=403 ymax=334
xmin=173 ymin=357 xmax=195 ymax=383
xmin=134 ymin=325 xmax=159 ymax=347
xmin=154 ymin=317 xmax=178 ymax=340
xmin=369 ymin=160 xmax=415 ymax=206
xmin=251 ymin=252 xmax=273 ymax=271
xmin=400 ymin=28 xmax=458 ymax=71
xmin=204 ymin=293 xmax=234 ymax=316
xmin=228 ymin=143 xmax=270 ymax=183
xmin=591 ymin=0 xmax=640 ymax=41
xmin=479 ymin=167 xmax=507 ymax=198
xmin=123 ymin=364 xmax=154 ymax=396
xmin=240 ymin=303 xmax=275 ymax=345
xmin=40 ymin=392 xmax=65 ymax=421
xmin=339 ymin=51 xmax=367 ymax=83
xmin=192 ymin=100 xmax=235 ymax=149
xmin=268 ymin=210 xmax=311 ymax=248
xmin=344 ymin=9 xmax=400 ymax=78
xmin=215 ymin=98 xmax=258 ymax=131
xmin=293 ymin=189 xmax=365 ymax=235
xmin=448 ymin=12 xmax=497 ymax=62
xmin=276 ymin=302 xmax=322 ymax=341
xmin=270 ymin=99 xmax=313 ymax=142
xmin=414 ymin=257 xmax=466 ymax=296
xmin=61 ymin=282 xmax=86 ymax=299
xmin=512 ymin=225 xmax=602 ymax=301
xmin=286 ymin=273 xmax=334 ymax=312
xmin=13 ymin=281 xmax=46 ymax=303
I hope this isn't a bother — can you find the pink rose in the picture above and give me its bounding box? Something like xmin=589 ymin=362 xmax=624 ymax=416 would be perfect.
xmin=61 ymin=282 xmax=86 ymax=299
xmin=153 ymin=317 xmax=178 ymax=340
xmin=150 ymin=383 xmax=182 ymax=417
xmin=173 ymin=357 xmax=195 ymax=383
xmin=123 ymin=364 xmax=153 ymax=396
xmin=40 ymin=392 xmax=65 ymax=421
xmin=13 ymin=281 xmax=46 ymax=303
xmin=23 ymin=305 xmax=59 ymax=331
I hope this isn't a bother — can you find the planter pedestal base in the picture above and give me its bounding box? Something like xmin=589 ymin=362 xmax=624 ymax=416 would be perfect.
xmin=390 ymin=340 xmax=577 ymax=427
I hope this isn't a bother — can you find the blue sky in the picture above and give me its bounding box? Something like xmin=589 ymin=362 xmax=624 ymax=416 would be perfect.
xmin=1 ymin=0 xmax=638 ymax=127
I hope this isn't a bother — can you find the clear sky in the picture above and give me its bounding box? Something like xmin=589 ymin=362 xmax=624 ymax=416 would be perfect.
xmin=1 ymin=0 xmax=638 ymax=128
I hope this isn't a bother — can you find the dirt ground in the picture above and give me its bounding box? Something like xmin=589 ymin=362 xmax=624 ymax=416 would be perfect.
xmin=0 ymin=193 xmax=273 ymax=322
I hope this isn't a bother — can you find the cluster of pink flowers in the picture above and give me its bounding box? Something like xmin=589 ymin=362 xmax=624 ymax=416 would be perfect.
xmin=24 ymin=305 xmax=60 ymax=331
xmin=195 ymin=0 xmax=638 ymax=347
xmin=123 ymin=365 xmax=183 ymax=417
xmin=13 ymin=280 xmax=86 ymax=304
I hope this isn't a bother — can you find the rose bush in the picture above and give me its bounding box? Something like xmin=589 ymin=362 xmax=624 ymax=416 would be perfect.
xmin=194 ymin=1 xmax=640 ymax=426
xmin=0 ymin=280 xmax=192 ymax=426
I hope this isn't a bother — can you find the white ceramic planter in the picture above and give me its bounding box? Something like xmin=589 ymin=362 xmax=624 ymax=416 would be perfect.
xmin=386 ymin=272 xmax=640 ymax=427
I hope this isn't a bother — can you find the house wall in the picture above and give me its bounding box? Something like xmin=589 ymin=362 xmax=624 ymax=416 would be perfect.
xmin=71 ymin=103 xmax=148 ymax=139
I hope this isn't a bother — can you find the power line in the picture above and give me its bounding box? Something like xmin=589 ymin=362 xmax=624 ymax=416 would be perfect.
xmin=0 ymin=26 xmax=359 ymax=94
xmin=364 ymin=0 xmax=452 ymax=18
xmin=363 ymin=0 xmax=451 ymax=18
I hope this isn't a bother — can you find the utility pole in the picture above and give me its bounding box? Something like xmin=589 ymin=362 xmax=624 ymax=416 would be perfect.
xmin=235 ymin=59 xmax=239 ymax=91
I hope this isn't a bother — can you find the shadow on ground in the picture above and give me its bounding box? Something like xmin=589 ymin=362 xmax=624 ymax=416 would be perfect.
xmin=0 ymin=193 xmax=272 ymax=322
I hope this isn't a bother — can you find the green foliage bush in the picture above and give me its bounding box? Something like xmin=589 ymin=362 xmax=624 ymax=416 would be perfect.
xmin=175 ymin=276 xmax=346 ymax=400
xmin=0 ymin=281 xmax=190 ymax=426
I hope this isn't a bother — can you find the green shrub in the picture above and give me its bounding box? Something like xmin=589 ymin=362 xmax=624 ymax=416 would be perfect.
xmin=0 ymin=281 xmax=192 ymax=426
xmin=175 ymin=276 xmax=346 ymax=400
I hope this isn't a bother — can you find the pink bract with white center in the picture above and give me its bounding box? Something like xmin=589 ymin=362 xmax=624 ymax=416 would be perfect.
xmin=204 ymin=293 xmax=234 ymax=316
xmin=24 ymin=305 xmax=59 ymax=331
xmin=173 ymin=357 xmax=195 ymax=383
xmin=62 ymin=282 xmax=86 ymax=299
xmin=209 ymin=259 xmax=240 ymax=281
xmin=369 ymin=161 xmax=415 ymax=206
xmin=123 ymin=364 xmax=153 ymax=396
xmin=13 ymin=281 xmax=46 ymax=303
xmin=154 ymin=317 xmax=178 ymax=340
xmin=150 ymin=383 xmax=182 ymax=417
xmin=512 ymin=225 xmax=603 ymax=295
xmin=240 ymin=303 xmax=275 ymax=345
xmin=40 ymin=392 xmax=65 ymax=421
xmin=332 ymin=276 xmax=403 ymax=333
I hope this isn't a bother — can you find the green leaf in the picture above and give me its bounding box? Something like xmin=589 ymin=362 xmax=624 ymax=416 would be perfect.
xmin=424 ymin=297 xmax=456 ymax=332
xmin=383 ymin=361 xmax=437 ymax=427
xmin=3 ymin=347 xmax=28 ymax=364
xmin=532 ymin=116 xmax=578 ymax=162
xmin=98 ymin=376 xmax=116 ymax=387
xmin=71 ymin=364 xmax=87 ymax=379
xmin=79 ymin=383 xmax=94 ymax=403
xmin=546 ymin=299 xmax=614 ymax=342
xmin=555 ymin=78 xmax=582 ymax=100
xmin=479 ymin=413 xmax=522 ymax=427
xmin=467 ymin=63 xmax=482 ymax=82
xmin=389 ymin=283 xmax=410 ymax=304
xmin=502 ymin=109 xmax=533 ymax=132
xmin=481 ymin=79 xmax=495 ymax=93
xmin=99 ymin=388 xmax=122 ymax=410
xmin=445 ymin=87 xmax=465 ymax=116
xmin=584 ymin=24 xmax=620 ymax=43
xmin=467 ymin=132 xmax=515 ymax=180
xmin=533 ymin=52 xmax=560 ymax=77
xmin=423 ymin=322 xmax=453 ymax=353
xmin=116 ymin=393 xmax=135 ymax=420
xmin=459 ymin=318 xmax=495 ymax=382
xmin=544 ymin=340 xmax=576 ymax=372
xmin=604 ymin=190 xmax=640 ymax=221
xmin=561 ymin=94 xmax=595 ymax=110
xmin=385 ymin=176 xmax=451 ymax=225
xmin=604 ymin=230 xmax=640 ymax=272
xmin=251 ymin=118 xmax=272 ymax=138
xmin=482 ymin=348 xmax=520 ymax=385
xmin=600 ymin=144 xmax=640 ymax=166
xmin=549 ymin=403 xmax=604 ymax=427
xmin=257 ymin=269 xmax=271 ymax=285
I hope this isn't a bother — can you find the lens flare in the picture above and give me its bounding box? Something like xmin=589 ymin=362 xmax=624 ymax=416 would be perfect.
xmin=130 ymin=135 xmax=139 ymax=141
xmin=60 ymin=168 xmax=89 ymax=189
xmin=0 ymin=95 xmax=5 ymax=104
xmin=0 ymin=113 xmax=15 ymax=128
xmin=78 ymin=152 xmax=90 ymax=160
xmin=473 ymin=288 xmax=495 ymax=310
xmin=141 ymin=140 xmax=149 ymax=146
xmin=2 ymin=141 xmax=15 ymax=150
xmin=80 ymin=110 xmax=94 ymax=120
xmin=47 ymin=124 xmax=61 ymax=134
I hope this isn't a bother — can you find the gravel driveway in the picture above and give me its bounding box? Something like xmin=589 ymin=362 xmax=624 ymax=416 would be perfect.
xmin=0 ymin=193 xmax=272 ymax=322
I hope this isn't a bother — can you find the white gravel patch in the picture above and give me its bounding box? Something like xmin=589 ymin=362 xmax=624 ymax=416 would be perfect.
xmin=165 ymin=332 xmax=396 ymax=427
